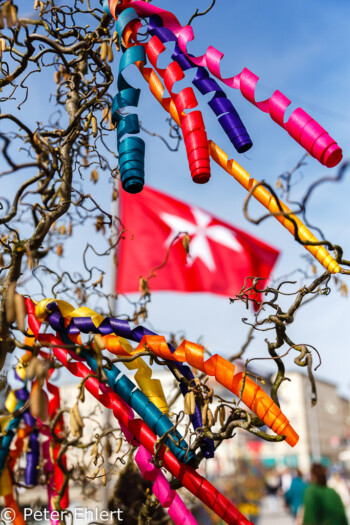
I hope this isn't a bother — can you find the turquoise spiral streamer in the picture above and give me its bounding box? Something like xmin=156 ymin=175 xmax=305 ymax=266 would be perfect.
xmin=111 ymin=10 xmax=146 ymax=194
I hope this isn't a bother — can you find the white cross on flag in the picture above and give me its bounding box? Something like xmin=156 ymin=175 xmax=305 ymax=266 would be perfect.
xmin=117 ymin=185 xmax=279 ymax=298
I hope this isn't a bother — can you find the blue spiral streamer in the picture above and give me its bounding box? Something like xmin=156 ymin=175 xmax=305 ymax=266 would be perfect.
xmin=111 ymin=11 xmax=146 ymax=194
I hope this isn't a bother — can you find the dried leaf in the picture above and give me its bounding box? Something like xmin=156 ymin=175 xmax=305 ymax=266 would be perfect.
xmin=91 ymin=116 xmax=98 ymax=138
xmin=339 ymin=282 xmax=348 ymax=298
xmin=100 ymin=466 xmax=107 ymax=486
xmin=0 ymin=38 xmax=5 ymax=60
xmin=100 ymin=42 xmax=108 ymax=61
xmin=90 ymin=169 xmax=98 ymax=184
xmin=57 ymin=224 xmax=67 ymax=235
xmin=275 ymin=178 xmax=284 ymax=190
xmin=56 ymin=244 xmax=63 ymax=257
xmin=207 ymin=409 xmax=214 ymax=428
xmin=54 ymin=70 xmax=61 ymax=84
xmin=6 ymin=4 xmax=18 ymax=28
xmin=14 ymin=294 xmax=26 ymax=332
xmin=91 ymin=467 xmax=100 ymax=480
xmin=30 ymin=382 xmax=49 ymax=421
xmin=139 ymin=277 xmax=150 ymax=298
xmin=112 ymin=31 xmax=120 ymax=52
xmin=25 ymin=244 xmax=35 ymax=270
xmin=107 ymin=44 xmax=113 ymax=62
xmin=182 ymin=233 xmax=190 ymax=255
xmin=202 ymin=402 xmax=208 ymax=425
xmin=95 ymin=215 xmax=105 ymax=235
xmin=102 ymin=107 xmax=109 ymax=124
xmin=69 ymin=402 xmax=84 ymax=438
xmin=219 ymin=406 xmax=226 ymax=427
xmin=26 ymin=357 xmax=39 ymax=380
xmin=115 ymin=438 xmax=122 ymax=455
xmin=83 ymin=112 xmax=92 ymax=132
xmin=5 ymin=282 xmax=17 ymax=324
xmin=92 ymin=273 xmax=104 ymax=289
xmin=184 ymin=392 xmax=195 ymax=415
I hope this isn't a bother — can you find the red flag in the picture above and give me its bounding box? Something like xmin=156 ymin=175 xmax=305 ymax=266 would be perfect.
xmin=117 ymin=186 xmax=280 ymax=297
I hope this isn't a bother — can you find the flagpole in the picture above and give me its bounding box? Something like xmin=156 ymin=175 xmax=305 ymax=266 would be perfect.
xmin=104 ymin=182 xmax=119 ymax=512
xmin=108 ymin=183 xmax=120 ymax=317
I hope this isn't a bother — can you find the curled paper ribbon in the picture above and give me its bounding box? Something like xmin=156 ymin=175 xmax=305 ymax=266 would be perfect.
xmin=0 ymin=397 xmax=24 ymax=476
xmin=135 ymin=446 xmax=198 ymax=525
xmin=109 ymin=26 xmax=340 ymax=273
xmin=27 ymin=300 xmax=192 ymax=463
xmin=110 ymin=0 xmax=342 ymax=167
xmin=15 ymin=354 xmax=39 ymax=487
xmin=112 ymin=43 xmax=146 ymax=194
xmin=208 ymin=141 xmax=341 ymax=274
xmin=107 ymin=336 xmax=168 ymax=414
xmin=3 ymin=491 xmax=25 ymax=525
xmin=0 ymin=392 xmax=27 ymax=524
xmin=116 ymin=8 xmax=211 ymax=184
xmin=34 ymin=299 xmax=298 ymax=446
xmin=4 ymin=429 xmax=28 ymax=525
xmin=0 ymin=446 xmax=26 ymax=525
xmin=46 ymin=378 xmax=70 ymax=514
xmin=147 ymin=17 xmax=252 ymax=154
xmin=24 ymin=331 xmax=69 ymax=514
xmin=36 ymin=298 xmax=215 ymax=459
xmin=26 ymin=300 xmax=251 ymax=525
xmin=106 ymin=334 xmax=298 ymax=447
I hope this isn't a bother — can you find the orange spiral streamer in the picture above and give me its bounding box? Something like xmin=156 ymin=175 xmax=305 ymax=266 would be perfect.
xmin=103 ymin=334 xmax=299 ymax=447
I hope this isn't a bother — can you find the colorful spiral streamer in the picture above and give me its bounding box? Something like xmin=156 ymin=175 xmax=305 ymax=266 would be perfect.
xmin=37 ymin=298 xmax=215 ymax=459
xmin=33 ymin=298 xmax=298 ymax=447
xmin=116 ymin=8 xmax=211 ymax=184
xmin=28 ymin=300 xmax=193 ymax=463
xmin=109 ymin=13 xmax=340 ymax=274
xmin=112 ymin=43 xmax=146 ymax=194
xmin=26 ymin=298 xmax=251 ymax=525
xmin=110 ymin=0 xmax=342 ymax=168
xmin=147 ymin=17 xmax=252 ymax=154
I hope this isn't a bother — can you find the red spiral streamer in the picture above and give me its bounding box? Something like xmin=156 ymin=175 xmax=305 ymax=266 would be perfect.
xmin=25 ymin=298 xmax=251 ymax=525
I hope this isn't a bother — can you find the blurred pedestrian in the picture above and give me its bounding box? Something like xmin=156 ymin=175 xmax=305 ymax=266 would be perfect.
xmin=303 ymin=463 xmax=348 ymax=525
xmin=329 ymin=471 xmax=350 ymax=522
xmin=284 ymin=468 xmax=307 ymax=520
xmin=264 ymin=468 xmax=282 ymax=512
xmin=329 ymin=472 xmax=350 ymax=509
xmin=281 ymin=467 xmax=293 ymax=494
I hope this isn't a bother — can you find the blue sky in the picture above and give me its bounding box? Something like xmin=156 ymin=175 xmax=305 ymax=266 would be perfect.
xmin=5 ymin=1 xmax=350 ymax=397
